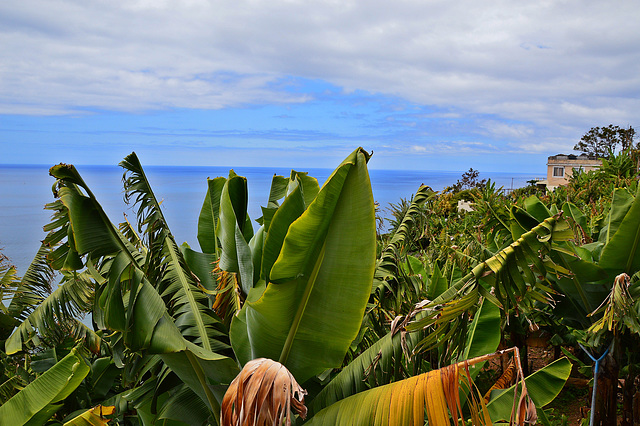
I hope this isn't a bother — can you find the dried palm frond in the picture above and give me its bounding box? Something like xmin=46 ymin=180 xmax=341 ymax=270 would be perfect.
xmin=588 ymin=273 xmax=640 ymax=336
xmin=211 ymin=261 xmax=243 ymax=325
xmin=221 ymin=358 xmax=307 ymax=426
xmin=305 ymin=347 xmax=536 ymax=426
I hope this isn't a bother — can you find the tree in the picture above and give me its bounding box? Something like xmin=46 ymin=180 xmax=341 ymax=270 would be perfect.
xmin=574 ymin=125 xmax=637 ymax=158
xmin=451 ymin=168 xmax=486 ymax=192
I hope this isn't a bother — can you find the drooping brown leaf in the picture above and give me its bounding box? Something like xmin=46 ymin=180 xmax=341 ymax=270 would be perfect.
xmin=484 ymin=358 xmax=516 ymax=402
xmin=221 ymin=358 xmax=307 ymax=426
xmin=212 ymin=261 xmax=242 ymax=325
xmin=588 ymin=272 xmax=640 ymax=336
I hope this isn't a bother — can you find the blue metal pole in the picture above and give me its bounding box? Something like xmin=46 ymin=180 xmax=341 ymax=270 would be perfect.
xmin=580 ymin=344 xmax=610 ymax=426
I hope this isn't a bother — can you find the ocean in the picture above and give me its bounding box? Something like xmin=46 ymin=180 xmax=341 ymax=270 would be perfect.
xmin=0 ymin=164 xmax=540 ymax=274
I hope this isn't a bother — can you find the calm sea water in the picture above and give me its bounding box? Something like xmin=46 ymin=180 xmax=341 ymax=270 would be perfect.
xmin=0 ymin=164 xmax=539 ymax=274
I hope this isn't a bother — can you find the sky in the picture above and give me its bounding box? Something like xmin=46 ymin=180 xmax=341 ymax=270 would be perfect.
xmin=1 ymin=0 xmax=638 ymax=173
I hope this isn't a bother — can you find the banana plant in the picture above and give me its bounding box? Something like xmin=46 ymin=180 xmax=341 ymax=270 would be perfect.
xmin=199 ymin=169 xmax=321 ymax=326
xmin=229 ymin=148 xmax=376 ymax=383
xmin=243 ymin=196 xmax=572 ymax=423
xmin=480 ymin=186 xmax=640 ymax=424
xmin=3 ymin=147 xmax=378 ymax=424
xmin=0 ymin=347 xmax=91 ymax=425
xmin=300 ymin=186 xmax=572 ymax=423
xmin=305 ymin=295 xmax=501 ymax=419
xmin=5 ymin=155 xmax=240 ymax=425
xmin=5 ymin=198 xmax=99 ymax=356
xmin=372 ymin=185 xmax=434 ymax=313
xmin=559 ymin=185 xmax=640 ymax=424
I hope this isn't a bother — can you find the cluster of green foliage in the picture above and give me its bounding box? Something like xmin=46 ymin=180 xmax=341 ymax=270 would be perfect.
xmin=0 ymin=149 xmax=572 ymax=426
xmin=2 ymin=132 xmax=640 ymax=424
xmin=373 ymin=138 xmax=640 ymax=424
xmin=573 ymin=125 xmax=636 ymax=158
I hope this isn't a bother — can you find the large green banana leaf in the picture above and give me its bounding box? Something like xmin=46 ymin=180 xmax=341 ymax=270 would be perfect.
xmin=197 ymin=177 xmax=227 ymax=254
xmin=260 ymin=183 xmax=306 ymax=283
xmin=599 ymin=185 xmax=640 ymax=275
xmin=461 ymin=298 xmax=501 ymax=373
xmin=523 ymin=195 xmax=552 ymax=223
xmin=218 ymin=172 xmax=254 ymax=294
xmin=48 ymin=158 xmax=240 ymax=424
xmin=230 ymin=148 xmax=376 ymax=383
xmin=52 ymin=167 xmax=122 ymax=258
xmin=0 ymin=347 xmax=90 ymax=425
xmin=597 ymin=187 xmax=634 ymax=246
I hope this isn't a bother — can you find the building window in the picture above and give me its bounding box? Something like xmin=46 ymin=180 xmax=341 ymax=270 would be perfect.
xmin=553 ymin=166 xmax=564 ymax=177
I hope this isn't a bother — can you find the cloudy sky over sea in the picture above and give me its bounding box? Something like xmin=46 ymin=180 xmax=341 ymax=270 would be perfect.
xmin=1 ymin=1 xmax=638 ymax=172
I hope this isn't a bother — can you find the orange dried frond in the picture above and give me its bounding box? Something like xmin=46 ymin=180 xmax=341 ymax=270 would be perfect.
xmin=221 ymin=358 xmax=307 ymax=426
xmin=304 ymin=347 xmax=533 ymax=425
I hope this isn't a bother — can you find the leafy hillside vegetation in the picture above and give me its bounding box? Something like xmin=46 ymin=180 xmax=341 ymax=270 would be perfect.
xmin=2 ymin=140 xmax=640 ymax=425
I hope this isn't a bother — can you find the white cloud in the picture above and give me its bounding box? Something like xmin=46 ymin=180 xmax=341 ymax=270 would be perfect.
xmin=395 ymin=139 xmax=500 ymax=156
xmin=478 ymin=120 xmax=535 ymax=140
xmin=0 ymin=0 xmax=638 ymax=148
